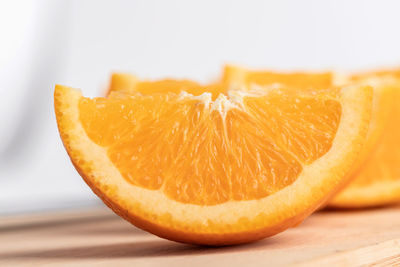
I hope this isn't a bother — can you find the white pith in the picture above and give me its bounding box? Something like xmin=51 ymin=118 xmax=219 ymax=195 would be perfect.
xmin=178 ymin=89 xmax=267 ymax=119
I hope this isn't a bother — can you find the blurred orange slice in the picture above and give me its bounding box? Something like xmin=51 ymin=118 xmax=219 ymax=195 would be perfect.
xmin=108 ymin=73 xmax=226 ymax=100
xmin=222 ymin=65 xmax=333 ymax=90
xmin=329 ymin=71 xmax=400 ymax=208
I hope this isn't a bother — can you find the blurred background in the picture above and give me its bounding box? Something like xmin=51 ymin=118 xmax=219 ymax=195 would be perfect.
xmin=1 ymin=0 xmax=400 ymax=215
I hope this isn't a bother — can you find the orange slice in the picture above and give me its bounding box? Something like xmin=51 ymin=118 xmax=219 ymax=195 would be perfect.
xmin=108 ymin=73 xmax=227 ymax=100
xmin=55 ymin=82 xmax=372 ymax=245
xmin=222 ymin=65 xmax=333 ymax=90
xmin=329 ymin=72 xmax=400 ymax=208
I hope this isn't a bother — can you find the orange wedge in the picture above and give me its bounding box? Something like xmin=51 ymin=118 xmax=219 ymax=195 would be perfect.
xmin=329 ymin=72 xmax=400 ymax=208
xmin=55 ymin=79 xmax=372 ymax=245
xmin=108 ymin=73 xmax=227 ymax=100
xmin=222 ymin=65 xmax=333 ymax=90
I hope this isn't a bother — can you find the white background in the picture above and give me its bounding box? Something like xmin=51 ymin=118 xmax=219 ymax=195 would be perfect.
xmin=1 ymin=0 xmax=400 ymax=214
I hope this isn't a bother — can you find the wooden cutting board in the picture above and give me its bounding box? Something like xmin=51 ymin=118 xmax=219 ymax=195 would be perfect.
xmin=1 ymin=205 xmax=400 ymax=266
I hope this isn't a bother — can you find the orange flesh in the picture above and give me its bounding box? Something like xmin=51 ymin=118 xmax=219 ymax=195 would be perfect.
xmin=245 ymin=72 xmax=332 ymax=89
xmin=222 ymin=66 xmax=333 ymax=90
xmin=79 ymin=89 xmax=341 ymax=205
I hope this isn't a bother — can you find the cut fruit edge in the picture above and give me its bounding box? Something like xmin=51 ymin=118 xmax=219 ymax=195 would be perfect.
xmin=341 ymin=77 xmax=398 ymax=161
xmin=54 ymin=85 xmax=372 ymax=245
xmin=328 ymin=79 xmax=400 ymax=208
xmin=328 ymin=179 xmax=400 ymax=208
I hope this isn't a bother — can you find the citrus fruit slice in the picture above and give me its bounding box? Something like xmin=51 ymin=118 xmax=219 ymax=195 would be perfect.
xmin=329 ymin=72 xmax=400 ymax=208
xmin=222 ymin=65 xmax=333 ymax=90
xmin=55 ymin=82 xmax=372 ymax=245
xmin=108 ymin=73 xmax=226 ymax=99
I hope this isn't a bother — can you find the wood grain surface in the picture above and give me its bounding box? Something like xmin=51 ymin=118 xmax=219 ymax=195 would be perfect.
xmin=1 ymin=205 xmax=399 ymax=266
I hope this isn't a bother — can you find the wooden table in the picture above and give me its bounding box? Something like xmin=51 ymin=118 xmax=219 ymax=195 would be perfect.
xmin=1 ymin=205 xmax=399 ymax=266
